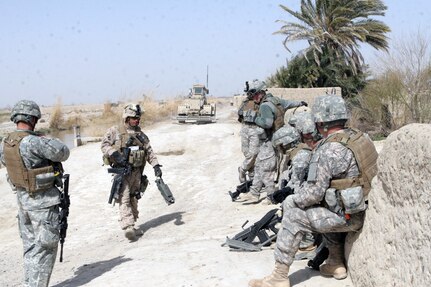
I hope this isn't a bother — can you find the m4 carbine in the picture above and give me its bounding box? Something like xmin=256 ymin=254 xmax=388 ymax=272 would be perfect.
xmin=107 ymin=145 xmax=132 ymax=205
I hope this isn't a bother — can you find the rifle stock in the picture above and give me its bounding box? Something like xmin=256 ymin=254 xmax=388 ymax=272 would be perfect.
xmin=228 ymin=180 xmax=252 ymax=201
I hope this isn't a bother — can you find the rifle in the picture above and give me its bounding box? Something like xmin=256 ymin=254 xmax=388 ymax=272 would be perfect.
xmin=228 ymin=179 xmax=252 ymax=201
xmin=107 ymin=146 xmax=132 ymax=205
xmin=223 ymin=208 xmax=281 ymax=251
xmin=155 ymin=177 xmax=175 ymax=205
xmin=58 ymin=173 xmax=70 ymax=263
xmin=307 ymin=242 xmax=329 ymax=270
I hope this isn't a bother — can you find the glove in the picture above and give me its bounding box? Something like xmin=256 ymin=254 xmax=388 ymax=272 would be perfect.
xmin=153 ymin=164 xmax=162 ymax=177
xmin=111 ymin=151 xmax=127 ymax=167
xmin=300 ymin=101 xmax=308 ymax=107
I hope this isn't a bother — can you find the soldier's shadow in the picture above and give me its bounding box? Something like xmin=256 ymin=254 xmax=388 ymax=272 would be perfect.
xmin=288 ymin=267 xmax=321 ymax=285
xmin=51 ymin=256 xmax=132 ymax=287
xmin=138 ymin=211 xmax=185 ymax=235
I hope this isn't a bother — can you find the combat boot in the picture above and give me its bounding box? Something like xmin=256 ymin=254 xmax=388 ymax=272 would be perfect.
xmin=134 ymin=227 xmax=144 ymax=237
xmin=124 ymin=226 xmax=137 ymax=241
xmin=319 ymin=245 xmax=347 ymax=280
xmin=249 ymin=262 xmax=290 ymax=287
xmin=238 ymin=167 xmax=247 ymax=183
xmin=240 ymin=192 xmax=259 ymax=203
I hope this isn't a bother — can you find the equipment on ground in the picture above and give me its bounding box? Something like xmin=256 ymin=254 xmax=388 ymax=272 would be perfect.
xmin=223 ymin=208 xmax=281 ymax=251
xmin=228 ymin=179 xmax=253 ymax=201
xmin=176 ymin=84 xmax=216 ymax=123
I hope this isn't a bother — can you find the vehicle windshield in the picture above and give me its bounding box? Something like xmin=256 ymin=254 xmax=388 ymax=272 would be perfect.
xmin=193 ymin=87 xmax=203 ymax=95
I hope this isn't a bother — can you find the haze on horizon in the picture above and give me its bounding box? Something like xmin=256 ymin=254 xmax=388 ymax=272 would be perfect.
xmin=1 ymin=0 xmax=430 ymax=108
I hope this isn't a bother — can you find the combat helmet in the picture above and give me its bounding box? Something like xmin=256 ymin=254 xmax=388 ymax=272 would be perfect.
xmin=272 ymin=125 xmax=300 ymax=150
xmin=10 ymin=100 xmax=41 ymax=125
xmin=245 ymin=79 xmax=267 ymax=96
xmin=294 ymin=111 xmax=321 ymax=141
xmin=123 ymin=103 xmax=143 ymax=119
xmin=312 ymin=94 xmax=349 ymax=123
xmin=285 ymin=106 xmax=311 ymax=127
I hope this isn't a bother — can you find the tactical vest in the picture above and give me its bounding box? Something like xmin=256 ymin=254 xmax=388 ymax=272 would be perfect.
xmin=324 ymin=129 xmax=378 ymax=196
xmin=114 ymin=125 xmax=149 ymax=168
xmin=3 ymin=131 xmax=54 ymax=193
xmin=240 ymin=100 xmax=259 ymax=123
xmin=262 ymin=95 xmax=285 ymax=134
xmin=290 ymin=143 xmax=312 ymax=159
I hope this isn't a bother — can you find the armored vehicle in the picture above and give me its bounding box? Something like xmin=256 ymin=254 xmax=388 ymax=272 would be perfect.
xmin=176 ymin=84 xmax=216 ymax=123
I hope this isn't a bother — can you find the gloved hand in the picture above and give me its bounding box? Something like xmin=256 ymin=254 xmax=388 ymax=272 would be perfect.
xmin=153 ymin=164 xmax=162 ymax=177
xmin=300 ymin=101 xmax=308 ymax=107
xmin=111 ymin=151 xmax=127 ymax=167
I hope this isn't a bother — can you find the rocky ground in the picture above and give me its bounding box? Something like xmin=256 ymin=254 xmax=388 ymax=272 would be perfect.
xmin=0 ymin=103 xmax=385 ymax=287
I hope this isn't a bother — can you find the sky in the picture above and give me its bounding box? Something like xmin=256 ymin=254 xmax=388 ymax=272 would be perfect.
xmin=1 ymin=0 xmax=430 ymax=108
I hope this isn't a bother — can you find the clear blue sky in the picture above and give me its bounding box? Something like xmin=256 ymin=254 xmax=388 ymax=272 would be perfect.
xmin=1 ymin=0 xmax=430 ymax=108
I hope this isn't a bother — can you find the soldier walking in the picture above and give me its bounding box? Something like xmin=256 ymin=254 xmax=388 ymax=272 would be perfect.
xmin=101 ymin=103 xmax=162 ymax=242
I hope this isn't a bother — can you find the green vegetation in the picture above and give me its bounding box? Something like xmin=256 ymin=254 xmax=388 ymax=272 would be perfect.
xmin=270 ymin=0 xmax=390 ymax=98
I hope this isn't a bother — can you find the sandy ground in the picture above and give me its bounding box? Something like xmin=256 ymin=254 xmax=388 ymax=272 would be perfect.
xmin=0 ymin=104 xmax=367 ymax=287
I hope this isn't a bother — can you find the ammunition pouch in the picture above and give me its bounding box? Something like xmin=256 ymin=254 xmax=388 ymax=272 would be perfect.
xmin=324 ymin=186 xmax=367 ymax=216
xmin=140 ymin=175 xmax=149 ymax=194
xmin=339 ymin=186 xmax=366 ymax=214
xmin=102 ymin=155 xmax=111 ymax=166
xmin=243 ymin=110 xmax=257 ymax=123
xmin=129 ymin=149 xmax=146 ymax=167
xmin=35 ymin=172 xmax=56 ymax=190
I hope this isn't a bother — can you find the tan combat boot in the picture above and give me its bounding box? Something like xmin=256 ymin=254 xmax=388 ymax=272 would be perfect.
xmin=249 ymin=262 xmax=290 ymax=287
xmin=319 ymin=245 xmax=347 ymax=280
xmin=240 ymin=192 xmax=260 ymax=204
xmin=124 ymin=226 xmax=137 ymax=241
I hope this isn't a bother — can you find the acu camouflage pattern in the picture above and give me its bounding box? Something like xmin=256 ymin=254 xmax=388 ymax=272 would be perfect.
xmin=101 ymin=124 xmax=159 ymax=229
xmin=274 ymin=130 xmax=365 ymax=266
xmin=272 ymin=125 xmax=300 ymax=149
xmin=294 ymin=112 xmax=316 ymax=135
xmin=279 ymin=148 xmax=312 ymax=191
xmin=240 ymin=124 xmax=264 ymax=172
xmin=10 ymin=100 xmax=42 ymax=121
xmin=312 ymin=94 xmax=349 ymax=123
xmin=248 ymin=141 xmax=277 ymax=197
xmin=0 ymin=130 xmax=70 ymax=287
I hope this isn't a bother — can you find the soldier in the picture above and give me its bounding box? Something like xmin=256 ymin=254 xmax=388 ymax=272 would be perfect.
xmin=0 ymin=100 xmax=70 ymax=287
xmin=237 ymin=81 xmax=265 ymax=183
xmin=248 ymin=94 xmax=378 ymax=287
xmin=240 ymin=79 xmax=307 ymax=204
xmin=101 ymin=103 xmax=162 ymax=242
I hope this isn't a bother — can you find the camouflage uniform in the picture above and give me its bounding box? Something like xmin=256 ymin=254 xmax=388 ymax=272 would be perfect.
xmin=101 ymin=124 xmax=159 ymax=231
xmin=238 ymin=98 xmax=264 ymax=179
xmin=279 ymin=148 xmax=312 ymax=191
xmin=0 ymin=100 xmax=70 ymax=287
xmin=249 ymin=93 xmax=303 ymax=199
xmin=274 ymin=137 xmax=365 ymax=265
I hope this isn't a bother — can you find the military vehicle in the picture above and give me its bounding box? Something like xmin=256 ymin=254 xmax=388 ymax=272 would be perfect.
xmin=176 ymin=84 xmax=216 ymax=123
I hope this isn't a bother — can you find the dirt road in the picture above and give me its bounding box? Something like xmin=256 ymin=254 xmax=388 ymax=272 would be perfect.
xmin=0 ymin=103 xmax=354 ymax=287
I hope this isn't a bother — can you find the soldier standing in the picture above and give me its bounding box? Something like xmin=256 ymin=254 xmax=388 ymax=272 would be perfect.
xmin=237 ymin=82 xmax=265 ymax=183
xmin=101 ymin=103 xmax=162 ymax=242
xmin=248 ymin=94 xmax=378 ymax=287
xmin=0 ymin=100 xmax=70 ymax=287
xmin=240 ymin=79 xmax=307 ymax=204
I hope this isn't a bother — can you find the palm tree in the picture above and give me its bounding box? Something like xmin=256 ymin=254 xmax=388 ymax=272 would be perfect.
xmin=275 ymin=0 xmax=390 ymax=74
